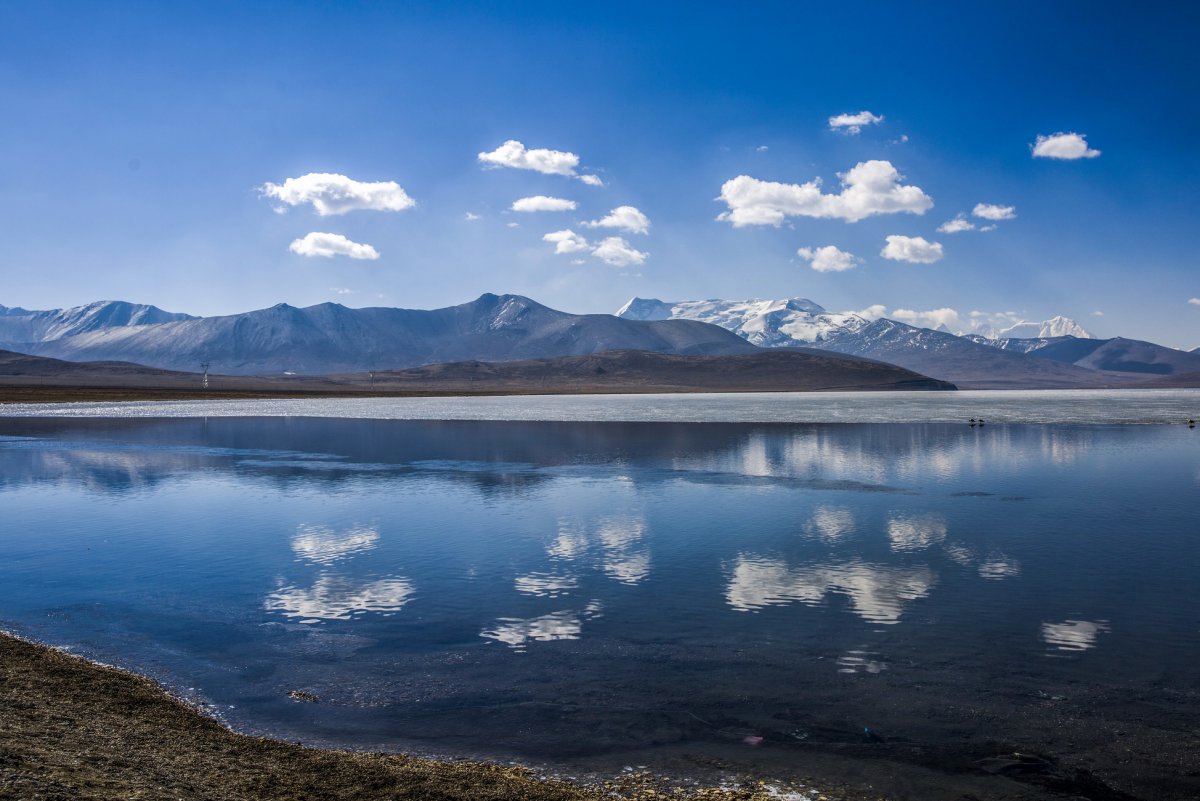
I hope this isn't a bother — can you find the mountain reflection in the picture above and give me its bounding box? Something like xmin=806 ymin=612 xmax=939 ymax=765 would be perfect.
xmin=725 ymin=555 xmax=937 ymax=624
xmin=291 ymin=524 xmax=380 ymax=565
xmin=264 ymin=574 xmax=415 ymax=622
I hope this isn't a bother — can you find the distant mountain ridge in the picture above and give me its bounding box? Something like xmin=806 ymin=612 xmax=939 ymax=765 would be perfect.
xmin=0 ymin=301 xmax=194 ymax=344
xmin=2 ymin=294 xmax=756 ymax=375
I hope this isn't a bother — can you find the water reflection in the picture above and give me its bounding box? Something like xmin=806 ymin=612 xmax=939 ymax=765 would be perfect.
xmin=887 ymin=512 xmax=948 ymax=552
xmin=725 ymin=555 xmax=937 ymax=624
xmin=264 ymin=575 xmax=415 ymax=622
xmin=802 ymin=505 xmax=856 ymax=543
xmin=515 ymin=572 xmax=578 ymax=597
xmin=1042 ymin=619 xmax=1110 ymax=651
xmin=481 ymin=601 xmax=603 ymax=650
xmin=551 ymin=515 xmax=652 ymax=586
xmin=291 ymin=524 xmax=379 ymax=565
xmin=836 ymin=647 xmax=887 ymax=674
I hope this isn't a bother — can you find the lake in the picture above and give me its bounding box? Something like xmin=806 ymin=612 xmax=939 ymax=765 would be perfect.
xmin=1 ymin=399 xmax=1198 ymax=800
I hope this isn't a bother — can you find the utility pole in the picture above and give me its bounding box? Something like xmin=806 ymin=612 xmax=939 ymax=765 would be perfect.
xmin=200 ymin=361 xmax=210 ymax=390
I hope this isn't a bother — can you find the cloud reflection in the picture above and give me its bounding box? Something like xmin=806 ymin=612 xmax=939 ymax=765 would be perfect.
xmin=550 ymin=515 xmax=652 ymax=585
xmin=291 ymin=524 xmax=380 ymax=565
xmin=481 ymin=601 xmax=603 ymax=650
xmin=802 ymin=505 xmax=856 ymax=543
xmin=1041 ymin=619 xmax=1110 ymax=651
xmin=515 ymin=572 xmax=578 ymax=597
xmin=887 ymin=513 xmax=947 ymax=552
xmin=265 ymin=574 xmax=415 ymax=622
xmin=725 ymin=555 xmax=936 ymax=624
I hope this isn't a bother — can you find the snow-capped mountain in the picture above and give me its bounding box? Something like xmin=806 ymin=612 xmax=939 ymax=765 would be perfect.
xmin=987 ymin=315 xmax=1093 ymax=340
xmin=615 ymin=297 xmax=873 ymax=347
xmin=0 ymin=301 xmax=195 ymax=345
xmin=5 ymin=294 xmax=755 ymax=375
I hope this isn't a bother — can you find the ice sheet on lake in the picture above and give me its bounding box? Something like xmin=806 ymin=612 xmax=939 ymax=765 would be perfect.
xmin=2 ymin=389 xmax=1197 ymax=424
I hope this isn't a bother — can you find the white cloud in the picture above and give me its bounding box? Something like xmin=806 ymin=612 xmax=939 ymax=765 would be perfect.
xmin=796 ymin=245 xmax=860 ymax=273
xmin=578 ymin=174 xmax=605 ymax=187
xmin=1189 ymin=298 xmax=1200 ymax=306
xmin=756 ymin=145 xmax=769 ymax=152
xmin=1032 ymin=132 xmax=1101 ymax=160
xmin=881 ymin=235 xmax=943 ymax=264
xmin=506 ymin=222 xmax=520 ymax=228
xmin=543 ymin=229 xmax=590 ymax=254
xmin=329 ymin=287 xmax=353 ymax=295
xmin=828 ymin=110 xmax=884 ymax=135
xmin=717 ymin=160 xmax=932 ymax=226
xmin=937 ymin=215 xmax=976 ymax=234
xmin=891 ymin=307 xmax=961 ymax=330
xmin=511 ymin=195 xmax=577 ymax=213
xmin=592 ymin=236 xmax=647 ymax=267
xmin=464 ymin=212 xmax=481 ymax=221
xmin=289 ymin=232 xmax=380 ymax=260
xmin=479 ymin=139 xmax=580 ymax=176
xmin=854 ymin=304 xmax=889 ymax=320
xmin=582 ymin=205 xmax=650 ymax=234
xmin=978 ymin=224 xmax=997 ymax=232
xmin=1091 ymin=310 xmax=1104 ymax=316
xmin=973 ymin=202 xmax=1016 ymax=220
xmin=261 ymin=173 xmax=415 ymax=216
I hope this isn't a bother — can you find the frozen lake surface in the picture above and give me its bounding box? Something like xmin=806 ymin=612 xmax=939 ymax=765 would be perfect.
xmin=0 ymin=388 xmax=1197 ymax=424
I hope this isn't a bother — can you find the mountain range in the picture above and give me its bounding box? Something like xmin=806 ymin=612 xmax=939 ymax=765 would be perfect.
xmin=0 ymin=295 xmax=755 ymax=375
xmin=2 ymin=294 xmax=1197 ymax=390
xmin=616 ymin=296 xmax=1200 ymax=389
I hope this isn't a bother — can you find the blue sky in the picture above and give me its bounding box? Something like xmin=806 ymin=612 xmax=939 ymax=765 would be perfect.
xmin=1 ymin=1 xmax=1198 ymax=345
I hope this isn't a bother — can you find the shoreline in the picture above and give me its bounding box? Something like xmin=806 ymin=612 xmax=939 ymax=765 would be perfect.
xmin=0 ymin=630 xmax=850 ymax=801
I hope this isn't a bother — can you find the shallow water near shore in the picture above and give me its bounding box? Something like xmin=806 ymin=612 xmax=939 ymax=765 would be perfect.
xmin=1 ymin=414 xmax=1198 ymax=800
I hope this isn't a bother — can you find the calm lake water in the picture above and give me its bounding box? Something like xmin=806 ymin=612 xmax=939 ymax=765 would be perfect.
xmin=1 ymin=410 xmax=1197 ymax=799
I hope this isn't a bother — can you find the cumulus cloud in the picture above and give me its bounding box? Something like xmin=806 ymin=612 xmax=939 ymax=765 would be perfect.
xmin=582 ymin=205 xmax=650 ymax=234
xmin=937 ymin=215 xmax=976 ymax=234
xmin=756 ymin=145 xmax=769 ymax=152
xmin=854 ymin=304 xmax=889 ymax=320
xmin=1189 ymin=298 xmax=1200 ymax=306
xmin=717 ymin=160 xmax=932 ymax=226
xmin=1090 ymin=310 xmax=1104 ymax=316
xmin=578 ymin=174 xmax=605 ymax=187
xmin=330 ymin=287 xmax=353 ymax=295
xmin=543 ymin=229 xmax=590 ymax=254
xmin=1032 ymin=132 xmax=1101 ymax=160
xmin=797 ymin=245 xmax=860 ymax=273
xmin=261 ymin=173 xmax=415 ymax=216
xmin=828 ymin=110 xmax=884 ymax=134
xmin=464 ymin=212 xmax=481 ymax=220
xmin=881 ymin=235 xmax=943 ymax=263
xmin=973 ymin=202 xmax=1016 ymax=220
xmin=479 ymin=139 xmax=580 ymax=176
xmin=511 ymin=195 xmax=577 ymax=212
xmin=891 ymin=307 xmax=961 ymax=330
xmin=289 ymin=232 xmax=380 ymax=260
xmin=592 ymin=236 xmax=647 ymax=267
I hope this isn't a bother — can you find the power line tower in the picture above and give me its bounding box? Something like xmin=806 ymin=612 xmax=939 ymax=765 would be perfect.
xmin=200 ymin=361 xmax=210 ymax=390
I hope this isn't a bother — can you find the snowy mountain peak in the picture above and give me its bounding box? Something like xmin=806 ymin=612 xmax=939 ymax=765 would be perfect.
xmin=616 ymin=296 xmax=865 ymax=347
xmin=995 ymin=316 xmax=1093 ymax=340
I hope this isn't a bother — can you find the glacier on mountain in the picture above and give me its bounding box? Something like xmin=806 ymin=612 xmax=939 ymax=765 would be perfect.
xmin=615 ymin=297 xmax=874 ymax=346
